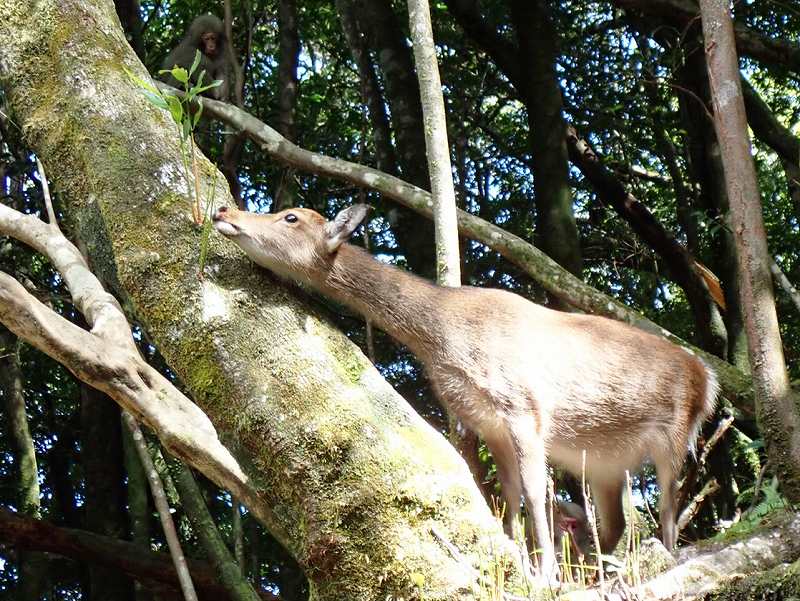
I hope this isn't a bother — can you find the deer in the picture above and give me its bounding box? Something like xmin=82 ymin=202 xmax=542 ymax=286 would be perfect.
xmin=212 ymin=203 xmax=719 ymax=577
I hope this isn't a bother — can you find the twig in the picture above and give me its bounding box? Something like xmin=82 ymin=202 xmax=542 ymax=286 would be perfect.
xmin=698 ymin=412 xmax=735 ymax=468
xmin=122 ymin=411 xmax=199 ymax=601
xmin=770 ymin=258 xmax=800 ymax=314
xmin=35 ymin=157 xmax=58 ymax=231
xmin=582 ymin=450 xmax=605 ymax=595
xmin=677 ymin=478 xmax=720 ymax=533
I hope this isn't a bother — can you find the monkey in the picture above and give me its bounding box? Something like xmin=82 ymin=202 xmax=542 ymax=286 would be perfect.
xmin=554 ymin=501 xmax=592 ymax=563
xmin=160 ymin=14 xmax=234 ymax=102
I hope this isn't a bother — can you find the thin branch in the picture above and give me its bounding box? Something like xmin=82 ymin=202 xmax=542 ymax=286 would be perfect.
xmin=770 ymin=258 xmax=800 ymax=314
xmin=676 ymin=478 xmax=720 ymax=536
xmin=35 ymin=157 xmax=58 ymax=231
xmin=123 ymin=411 xmax=198 ymax=601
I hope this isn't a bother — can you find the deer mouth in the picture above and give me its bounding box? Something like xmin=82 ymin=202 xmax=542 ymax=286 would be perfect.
xmin=212 ymin=218 xmax=241 ymax=237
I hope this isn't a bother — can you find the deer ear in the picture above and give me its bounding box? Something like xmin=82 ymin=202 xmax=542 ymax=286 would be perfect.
xmin=324 ymin=204 xmax=370 ymax=253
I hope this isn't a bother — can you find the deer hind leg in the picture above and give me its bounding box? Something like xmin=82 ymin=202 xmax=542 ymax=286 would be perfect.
xmin=507 ymin=413 xmax=556 ymax=578
xmin=590 ymin=478 xmax=626 ymax=555
xmin=654 ymin=449 xmax=681 ymax=550
xmin=483 ymin=430 xmax=522 ymax=538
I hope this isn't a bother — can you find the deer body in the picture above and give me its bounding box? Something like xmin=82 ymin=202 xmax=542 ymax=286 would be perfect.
xmin=213 ymin=204 xmax=718 ymax=573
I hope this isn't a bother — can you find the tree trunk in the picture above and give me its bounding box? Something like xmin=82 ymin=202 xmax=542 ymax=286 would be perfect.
xmin=273 ymin=0 xmax=300 ymax=211
xmin=0 ymin=331 xmax=50 ymax=600
xmin=700 ymin=0 xmax=800 ymax=502
xmin=510 ymin=0 xmax=582 ymax=279
xmin=0 ymin=2 xmax=522 ymax=598
xmin=335 ymin=0 xmax=399 ymax=176
xmin=80 ymin=383 xmax=133 ymax=601
xmin=353 ymin=0 xmax=437 ymax=275
xmin=167 ymin=460 xmax=261 ymax=601
xmin=407 ymin=0 xmax=461 ymax=286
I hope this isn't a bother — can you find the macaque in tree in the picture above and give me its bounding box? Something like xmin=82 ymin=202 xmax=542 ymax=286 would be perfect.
xmin=160 ymin=14 xmax=235 ymax=102
xmin=554 ymin=501 xmax=592 ymax=563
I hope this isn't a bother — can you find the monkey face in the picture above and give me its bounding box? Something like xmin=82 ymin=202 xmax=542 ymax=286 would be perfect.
xmin=200 ymin=32 xmax=220 ymax=58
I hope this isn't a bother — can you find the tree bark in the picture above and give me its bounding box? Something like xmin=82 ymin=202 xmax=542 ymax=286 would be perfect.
xmin=80 ymin=383 xmax=133 ymax=601
xmin=353 ymin=0 xmax=436 ymax=275
xmin=167 ymin=460 xmax=262 ymax=601
xmin=700 ymin=0 xmax=800 ymax=502
xmin=0 ymin=2 xmax=522 ymax=598
xmin=122 ymin=419 xmax=154 ymax=601
xmin=335 ymin=0 xmax=399 ymax=176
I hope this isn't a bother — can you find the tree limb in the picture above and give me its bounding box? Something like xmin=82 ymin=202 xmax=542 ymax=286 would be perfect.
xmin=0 ymin=507 xmax=278 ymax=601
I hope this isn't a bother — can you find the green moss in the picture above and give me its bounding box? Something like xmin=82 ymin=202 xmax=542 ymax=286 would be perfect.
xmin=705 ymin=560 xmax=800 ymax=601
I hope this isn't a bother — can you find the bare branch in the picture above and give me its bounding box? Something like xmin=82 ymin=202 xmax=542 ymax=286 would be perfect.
xmin=123 ymin=411 xmax=199 ymax=601
xmin=35 ymin=157 xmax=58 ymax=230
xmin=676 ymin=478 xmax=720 ymax=533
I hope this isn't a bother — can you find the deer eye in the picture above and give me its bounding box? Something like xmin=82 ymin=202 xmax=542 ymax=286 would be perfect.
xmin=284 ymin=213 xmax=298 ymax=223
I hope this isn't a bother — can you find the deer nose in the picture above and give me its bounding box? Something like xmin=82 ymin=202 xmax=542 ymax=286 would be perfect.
xmin=212 ymin=206 xmax=228 ymax=221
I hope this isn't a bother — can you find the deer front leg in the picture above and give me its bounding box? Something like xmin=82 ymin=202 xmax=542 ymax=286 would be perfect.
xmin=482 ymin=430 xmax=522 ymax=538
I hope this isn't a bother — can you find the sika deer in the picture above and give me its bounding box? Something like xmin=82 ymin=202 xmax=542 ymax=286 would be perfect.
xmin=213 ymin=204 xmax=718 ymax=575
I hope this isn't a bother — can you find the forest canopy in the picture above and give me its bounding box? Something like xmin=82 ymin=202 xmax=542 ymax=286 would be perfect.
xmin=0 ymin=0 xmax=799 ymax=600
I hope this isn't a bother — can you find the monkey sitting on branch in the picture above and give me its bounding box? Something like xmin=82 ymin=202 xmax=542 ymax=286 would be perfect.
xmin=160 ymin=14 xmax=237 ymax=103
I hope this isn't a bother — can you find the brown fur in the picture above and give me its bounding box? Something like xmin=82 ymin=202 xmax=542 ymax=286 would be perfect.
xmin=213 ymin=204 xmax=719 ymax=573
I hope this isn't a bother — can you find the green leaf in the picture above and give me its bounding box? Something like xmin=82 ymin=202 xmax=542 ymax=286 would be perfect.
xmin=190 ymin=50 xmax=202 ymax=77
xmin=143 ymin=91 xmax=169 ymax=110
xmin=193 ymin=80 xmax=222 ymax=95
xmin=124 ymin=67 xmax=160 ymax=94
xmin=166 ymin=95 xmax=183 ymax=125
xmin=171 ymin=67 xmax=189 ymax=84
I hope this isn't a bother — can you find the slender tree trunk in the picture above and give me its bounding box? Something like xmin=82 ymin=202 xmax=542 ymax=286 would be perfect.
xmin=510 ymin=0 xmax=582 ymax=279
xmin=407 ymin=0 xmax=460 ymax=286
xmin=353 ymin=0 xmax=436 ymax=275
xmin=700 ymin=0 xmax=800 ymax=502
xmin=113 ymin=0 xmax=143 ymax=58
xmin=80 ymin=383 xmax=133 ymax=601
xmin=122 ymin=418 xmax=153 ymax=601
xmin=123 ymin=413 xmax=199 ymax=601
xmin=274 ymin=0 xmax=300 ymax=211
xmin=0 ymin=331 xmax=50 ymax=600
xmin=335 ymin=0 xmax=399 ymax=176
xmin=676 ymin=43 xmax=747 ymax=366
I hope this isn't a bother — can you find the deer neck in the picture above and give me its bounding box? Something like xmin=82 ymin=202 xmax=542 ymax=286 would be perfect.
xmin=313 ymin=244 xmax=444 ymax=356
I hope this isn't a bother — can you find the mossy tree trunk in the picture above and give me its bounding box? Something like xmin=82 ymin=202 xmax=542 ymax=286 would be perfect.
xmin=0 ymin=1 xmax=522 ymax=599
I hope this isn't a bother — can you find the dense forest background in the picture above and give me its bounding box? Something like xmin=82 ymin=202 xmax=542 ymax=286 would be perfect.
xmin=0 ymin=0 xmax=799 ymax=599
